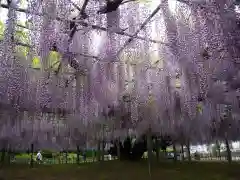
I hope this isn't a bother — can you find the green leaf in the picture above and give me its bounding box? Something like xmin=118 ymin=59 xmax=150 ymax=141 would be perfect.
xmin=197 ymin=103 xmax=203 ymax=114
xmin=15 ymin=29 xmax=29 ymax=44
xmin=31 ymin=51 xmax=62 ymax=71
xmin=32 ymin=56 xmax=41 ymax=69
xmin=14 ymin=23 xmax=31 ymax=58
xmin=15 ymin=45 xmax=29 ymax=57
xmin=48 ymin=51 xmax=61 ymax=71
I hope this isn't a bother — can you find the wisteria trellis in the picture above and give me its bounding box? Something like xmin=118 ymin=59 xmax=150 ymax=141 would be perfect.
xmin=0 ymin=0 xmax=240 ymax=151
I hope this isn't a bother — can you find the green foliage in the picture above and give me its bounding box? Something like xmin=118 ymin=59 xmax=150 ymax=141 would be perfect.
xmin=0 ymin=19 xmax=61 ymax=71
xmin=0 ymin=20 xmax=4 ymax=40
xmin=32 ymin=56 xmax=41 ymax=69
xmin=0 ymin=20 xmax=30 ymax=58
xmin=15 ymin=153 xmax=31 ymax=160
xmin=15 ymin=29 xmax=29 ymax=43
xmin=31 ymin=50 xmax=62 ymax=70
xmin=14 ymin=26 xmax=30 ymax=58
xmin=194 ymin=152 xmax=201 ymax=160
xmin=85 ymin=150 xmax=95 ymax=158
xmin=48 ymin=51 xmax=61 ymax=71
xmin=68 ymin=149 xmax=96 ymax=158
xmin=42 ymin=150 xmax=57 ymax=159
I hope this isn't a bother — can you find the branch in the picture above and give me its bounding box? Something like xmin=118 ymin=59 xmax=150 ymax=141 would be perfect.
xmin=0 ymin=38 xmax=98 ymax=72
xmin=175 ymin=0 xmax=203 ymax=6
xmin=176 ymin=0 xmax=208 ymax=9
xmin=176 ymin=0 xmax=192 ymax=6
xmin=0 ymin=39 xmax=31 ymax=48
xmin=98 ymin=0 xmax=124 ymax=14
xmin=121 ymin=0 xmax=137 ymax=5
xmin=70 ymin=0 xmax=82 ymax=12
xmin=1 ymin=3 xmax=170 ymax=70
xmin=65 ymin=73 xmax=76 ymax=87
xmin=0 ymin=3 xmax=161 ymax=44
xmin=116 ymin=1 xmax=165 ymax=56
xmin=80 ymin=0 xmax=90 ymax=15
xmin=68 ymin=0 xmax=89 ymax=41
xmin=16 ymin=23 xmax=39 ymax=32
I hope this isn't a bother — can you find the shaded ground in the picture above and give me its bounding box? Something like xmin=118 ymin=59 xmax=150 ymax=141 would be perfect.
xmin=1 ymin=161 xmax=240 ymax=180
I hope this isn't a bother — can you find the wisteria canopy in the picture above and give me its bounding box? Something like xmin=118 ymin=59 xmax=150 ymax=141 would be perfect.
xmin=0 ymin=0 xmax=240 ymax=151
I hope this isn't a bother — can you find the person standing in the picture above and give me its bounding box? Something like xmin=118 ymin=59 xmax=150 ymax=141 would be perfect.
xmin=36 ymin=151 xmax=42 ymax=164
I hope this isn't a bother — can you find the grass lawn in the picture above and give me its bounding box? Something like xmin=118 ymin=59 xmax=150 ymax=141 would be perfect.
xmin=1 ymin=161 xmax=240 ymax=180
xmin=13 ymin=153 xmax=102 ymax=164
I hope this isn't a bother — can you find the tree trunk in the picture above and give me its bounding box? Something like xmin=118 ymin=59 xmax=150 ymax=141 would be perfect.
xmin=216 ymin=140 xmax=221 ymax=160
xmin=93 ymin=150 xmax=96 ymax=162
xmin=117 ymin=138 xmax=121 ymax=160
xmin=173 ymin=142 xmax=177 ymax=162
xmin=0 ymin=148 xmax=6 ymax=166
xmin=30 ymin=143 xmax=34 ymax=168
xmin=101 ymin=140 xmax=105 ymax=161
xmin=163 ymin=149 xmax=167 ymax=158
xmin=147 ymin=129 xmax=153 ymax=162
xmin=7 ymin=148 xmax=11 ymax=165
xmin=92 ymin=150 xmax=94 ymax=162
xmin=97 ymin=140 xmax=101 ymax=161
xmin=181 ymin=143 xmax=185 ymax=161
xmin=147 ymin=128 xmax=153 ymax=178
xmin=186 ymin=140 xmax=191 ymax=162
xmin=58 ymin=152 xmax=61 ymax=164
xmin=65 ymin=151 xmax=68 ymax=164
xmin=225 ymin=138 xmax=232 ymax=164
xmin=155 ymin=138 xmax=160 ymax=162
xmin=76 ymin=145 xmax=80 ymax=164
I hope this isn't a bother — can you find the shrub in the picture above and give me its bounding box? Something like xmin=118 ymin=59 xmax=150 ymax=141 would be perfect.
xmin=52 ymin=152 xmax=60 ymax=158
xmin=194 ymin=152 xmax=201 ymax=160
xmin=42 ymin=150 xmax=54 ymax=159
xmin=85 ymin=150 xmax=95 ymax=157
